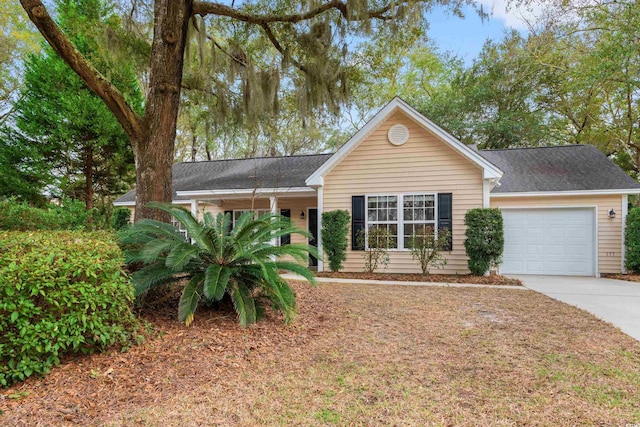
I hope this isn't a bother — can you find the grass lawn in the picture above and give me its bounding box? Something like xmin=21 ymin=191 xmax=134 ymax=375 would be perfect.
xmin=2 ymin=281 xmax=640 ymax=426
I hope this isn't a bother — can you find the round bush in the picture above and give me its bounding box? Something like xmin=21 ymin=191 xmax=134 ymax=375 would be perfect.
xmin=321 ymin=210 xmax=350 ymax=272
xmin=0 ymin=231 xmax=141 ymax=387
xmin=464 ymin=208 xmax=504 ymax=276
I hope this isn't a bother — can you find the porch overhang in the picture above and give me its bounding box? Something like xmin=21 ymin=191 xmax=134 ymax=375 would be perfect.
xmin=176 ymin=186 xmax=316 ymax=199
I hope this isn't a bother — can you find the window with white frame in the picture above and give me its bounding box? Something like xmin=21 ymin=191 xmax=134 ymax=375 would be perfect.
xmin=365 ymin=194 xmax=437 ymax=250
xmin=403 ymin=194 xmax=436 ymax=249
xmin=171 ymin=217 xmax=190 ymax=240
xmin=367 ymin=195 xmax=398 ymax=249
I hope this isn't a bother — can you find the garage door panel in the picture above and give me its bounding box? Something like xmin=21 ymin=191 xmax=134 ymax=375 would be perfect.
xmin=501 ymin=208 xmax=595 ymax=276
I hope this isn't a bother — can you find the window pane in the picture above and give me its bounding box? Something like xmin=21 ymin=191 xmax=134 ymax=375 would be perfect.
xmin=404 ymin=224 xmax=413 ymax=235
xmin=426 ymin=208 xmax=434 ymax=221
xmin=389 ymin=196 xmax=397 ymax=207
xmin=379 ymin=209 xmax=387 ymax=221
xmin=389 ymin=208 xmax=397 ymax=221
xmin=368 ymin=209 xmax=376 ymax=221
xmin=415 ymin=209 xmax=425 ymax=221
xmin=404 ymin=208 xmax=413 ymax=220
xmin=404 ymin=196 xmax=413 ymax=208
xmin=426 ymin=196 xmax=435 ymax=207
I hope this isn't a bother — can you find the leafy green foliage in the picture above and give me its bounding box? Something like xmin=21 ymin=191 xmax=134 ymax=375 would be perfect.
xmin=624 ymin=208 xmax=640 ymax=273
xmin=0 ymin=127 xmax=51 ymax=205
xmin=358 ymin=227 xmax=391 ymax=273
xmin=464 ymin=209 xmax=504 ymax=276
xmin=409 ymin=226 xmax=451 ymax=274
xmin=120 ymin=203 xmax=317 ymax=327
xmin=11 ymin=0 xmax=142 ymax=206
xmin=0 ymin=231 xmax=142 ymax=387
xmin=0 ymin=199 xmax=93 ymax=231
xmin=112 ymin=208 xmax=131 ymax=231
xmin=321 ymin=210 xmax=350 ymax=272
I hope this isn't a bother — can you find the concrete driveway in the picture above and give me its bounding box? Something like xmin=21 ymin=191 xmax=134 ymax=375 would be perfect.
xmin=514 ymin=275 xmax=640 ymax=341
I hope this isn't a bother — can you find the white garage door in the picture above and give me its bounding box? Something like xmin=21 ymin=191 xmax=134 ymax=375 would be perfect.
xmin=501 ymin=208 xmax=595 ymax=276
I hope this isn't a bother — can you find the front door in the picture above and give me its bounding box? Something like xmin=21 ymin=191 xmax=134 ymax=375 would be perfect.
xmin=308 ymin=208 xmax=318 ymax=267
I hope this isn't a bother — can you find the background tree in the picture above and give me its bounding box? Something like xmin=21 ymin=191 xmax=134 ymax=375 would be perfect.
xmin=19 ymin=0 xmax=473 ymax=222
xmin=13 ymin=0 xmax=143 ymax=209
xmin=0 ymin=1 xmax=40 ymax=125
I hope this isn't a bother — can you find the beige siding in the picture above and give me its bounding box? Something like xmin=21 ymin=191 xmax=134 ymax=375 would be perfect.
xmin=490 ymin=194 xmax=624 ymax=274
xmin=323 ymin=110 xmax=484 ymax=274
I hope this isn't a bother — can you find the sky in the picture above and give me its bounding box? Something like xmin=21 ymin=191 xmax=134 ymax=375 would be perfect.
xmin=426 ymin=0 xmax=542 ymax=65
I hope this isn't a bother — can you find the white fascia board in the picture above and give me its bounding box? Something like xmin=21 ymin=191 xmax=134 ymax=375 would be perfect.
xmin=176 ymin=187 xmax=314 ymax=197
xmin=305 ymin=97 xmax=503 ymax=186
xmin=490 ymin=189 xmax=640 ymax=198
xmin=113 ymin=199 xmax=188 ymax=207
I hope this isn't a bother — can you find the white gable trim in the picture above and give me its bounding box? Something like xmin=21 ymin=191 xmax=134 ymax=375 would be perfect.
xmin=305 ymin=97 xmax=503 ymax=187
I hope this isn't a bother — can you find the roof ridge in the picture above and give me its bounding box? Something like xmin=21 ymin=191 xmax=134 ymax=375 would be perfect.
xmin=175 ymin=152 xmax=334 ymax=165
xmin=480 ymin=144 xmax=586 ymax=152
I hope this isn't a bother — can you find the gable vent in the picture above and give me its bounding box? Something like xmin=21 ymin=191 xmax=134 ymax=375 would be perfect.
xmin=387 ymin=124 xmax=409 ymax=146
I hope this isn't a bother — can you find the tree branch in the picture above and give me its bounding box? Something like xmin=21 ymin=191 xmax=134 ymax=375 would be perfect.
xmin=259 ymin=23 xmax=308 ymax=73
xmin=193 ymin=0 xmax=394 ymax=22
xmin=19 ymin=0 xmax=144 ymax=142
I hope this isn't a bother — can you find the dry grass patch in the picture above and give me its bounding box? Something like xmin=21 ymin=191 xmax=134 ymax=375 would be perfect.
xmin=2 ymin=282 xmax=639 ymax=426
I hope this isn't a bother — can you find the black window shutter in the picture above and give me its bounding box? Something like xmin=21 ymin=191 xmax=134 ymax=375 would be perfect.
xmin=437 ymin=193 xmax=453 ymax=251
xmin=280 ymin=209 xmax=291 ymax=246
xmin=352 ymin=196 xmax=365 ymax=250
xmin=224 ymin=210 xmax=233 ymax=235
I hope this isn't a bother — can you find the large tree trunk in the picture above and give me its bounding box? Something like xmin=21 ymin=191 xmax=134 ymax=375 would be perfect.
xmin=133 ymin=0 xmax=193 ymax=222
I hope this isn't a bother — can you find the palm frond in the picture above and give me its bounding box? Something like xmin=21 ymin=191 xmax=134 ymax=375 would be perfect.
xmin=203 ymin=264 xmax=232 ymax=301
xmin=229 ymin=281 xmax=257 ymax=327
xmin=178 ymin=273 xmax=204 ymax=326
xmin=132 ymin=263 xmax=179 ymax=296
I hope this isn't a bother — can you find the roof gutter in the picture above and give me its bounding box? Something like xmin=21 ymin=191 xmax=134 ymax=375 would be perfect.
xmin=490 ymin=189 xmax=640 ymax=197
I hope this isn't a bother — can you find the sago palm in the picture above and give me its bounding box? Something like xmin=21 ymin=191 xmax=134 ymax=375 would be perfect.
xmin=119 ymin=203 xmax=317 ymax=326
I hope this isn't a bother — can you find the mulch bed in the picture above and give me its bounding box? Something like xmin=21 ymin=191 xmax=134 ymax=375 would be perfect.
xmin=602 ymin=273 xmax=640 ymax=283
xmin=316 ymin=271 xmax=522 ymax=286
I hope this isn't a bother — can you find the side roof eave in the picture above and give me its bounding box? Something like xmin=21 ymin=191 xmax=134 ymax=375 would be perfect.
xmin=305 ymin=97 xmax=503 ymax=187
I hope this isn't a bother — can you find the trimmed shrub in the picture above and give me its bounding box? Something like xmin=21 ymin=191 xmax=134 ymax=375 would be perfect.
xmin=321 ymin=210 xmax=350 ymax=272
xmin=0 ymin=199 xmax=91 ymax=231
xmin=409 ymin=226 xmax=451 ymax=274
xmin=112 ymin=207 xmax=131 ymax=230
xmin=0 ymin=231 xmax=142 ymax=387
xmin=358 ymin=227 xmax=391 ymax=273
xmin=625 ymin=208 xmax=640 ymax=273
xmin=464 ymin=208 xmax=504 ymax=276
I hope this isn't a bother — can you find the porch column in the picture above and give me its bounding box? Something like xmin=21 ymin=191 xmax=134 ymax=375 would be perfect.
xmin=190 ymin=199 xmax=198 ymax=220
xmin=270 ymin=196 xmax=278 ymax=247
xmin=317 ymin=187 xmax=324 ymax=272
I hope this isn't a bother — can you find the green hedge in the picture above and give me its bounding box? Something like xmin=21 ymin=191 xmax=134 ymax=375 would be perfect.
xmin=321 ymin=210 xmax=350 ymax=272
xmin=0 ymin=231 xmax=142 ymax=387
xmin=0 ymin=199 xmax=91 ymax=231
xmin=625 ymin=208 xmax=640 ymax=273
xmin=464 ymin=208 xmax=504 ymax=276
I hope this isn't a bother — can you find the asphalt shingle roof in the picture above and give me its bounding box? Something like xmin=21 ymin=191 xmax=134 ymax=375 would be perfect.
xmin=115 ymin=153 xmax=333 ymax=203
xmin=116 ymin=144 xmax=640 ymax=204
xmin=479 ymin=145 xmax=640 ymax=193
